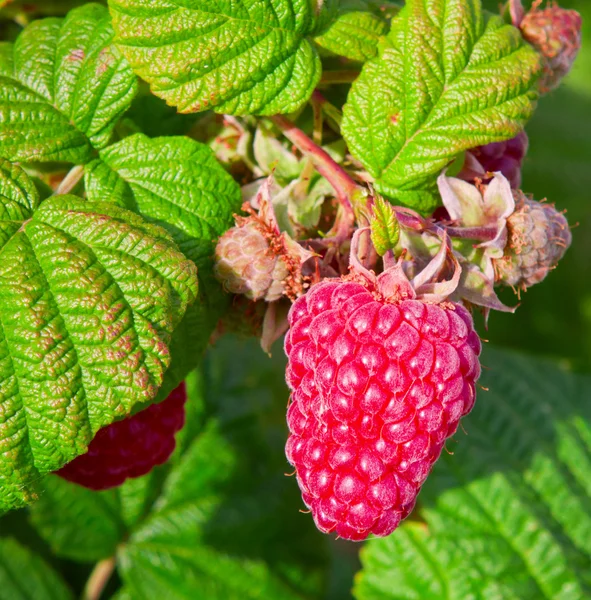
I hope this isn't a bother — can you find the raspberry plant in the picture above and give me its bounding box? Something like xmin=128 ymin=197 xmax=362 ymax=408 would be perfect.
xmin=0 ymin=0 xmax=588 ymax=598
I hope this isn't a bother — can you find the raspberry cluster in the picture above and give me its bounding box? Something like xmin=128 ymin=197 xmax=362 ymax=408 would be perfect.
xmin=284 ymin=280 xmax=481 ymax=541
xmin=57 ymin=383 xmax=187 ymax=490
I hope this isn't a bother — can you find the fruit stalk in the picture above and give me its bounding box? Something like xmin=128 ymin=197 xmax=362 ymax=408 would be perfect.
xmin=83 ymin=556 xmax=116 ymax=600
xmin=443 ymin=225 xmax=499 ymax=241
xmin=55 ymin=164 xmax=84 ymax=195
xmin=271 ymin=114 xmax=358 ymax=230
xmin=319 ymin=70 xmax=361 ymax=84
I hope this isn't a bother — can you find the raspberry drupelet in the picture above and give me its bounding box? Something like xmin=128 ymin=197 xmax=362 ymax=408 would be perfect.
xmin=284 ymin=266 xmax=481 ymax=541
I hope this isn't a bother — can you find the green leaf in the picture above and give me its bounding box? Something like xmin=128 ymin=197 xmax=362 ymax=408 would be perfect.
xmin=0 ymin=537 xmax=73 ymax=600
xmin=108 ymin=0 xmax=336 ymax=116
xmin=342 ymin=0 xmax=541 ymax=213
xmin=85 ymin=133 xmax=243 ymax=395
xmin=30 ymin=338 xmax=327 ymax=598
xmin=355 ymin=348 xmax=591 ymax=600
xmin=28 ymin=479 xmax=126 ymax=562
xmin=118 ymin=426 xmax=308 ymax=600
xmin=0 ymin=4 xmax=137 ymax=163
xmin=28 ymin=465 xmax=169 ymax=561
xmin=0 ymin=160 xmax=198 ymax=511
xmin=314 ymin=2 xmax=390 ymax=62
xmin=125 ymin=89 xmax=201 ymax=138
xmin=370 ymin=194 xmax=399 ymax=255
xmin=85 ymin=134 xmax=241 ymax=284
xmin=28 ymin=372 xmax=206 ymax=562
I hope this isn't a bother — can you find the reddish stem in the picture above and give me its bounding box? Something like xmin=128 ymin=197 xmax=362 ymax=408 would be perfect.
xmin=311 ymin=90 xmax=326 ymax=105
xmin=271 ymin=114 xmax=359 ymax=230
xmin=443 ymin=225 xmax=498 ymax=241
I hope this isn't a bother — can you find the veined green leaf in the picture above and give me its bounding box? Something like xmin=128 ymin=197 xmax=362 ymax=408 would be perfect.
xmin=0 ymin=537 xmax=73 ymax=600
xmin=108 ymin=0 xmax=336 ymax=115
xmin=355 ymin=348 xmax=591 ymax=600
xmin=28 ymin=479 xmax=126 ymax=562
xmin=342 ymin=0 xmax=541 ymax=213
xmin=0 ymin=160 xmax=198 ymax=511
xmin=0 ymin=4 xmax=137 ymax=163
xmin=85 ymin=134 xmax=241 ymax=285
xmin=314 ymin=1 xmax=390 ymax=62
xmin=85 ymin=134 xmax=243 ymax=396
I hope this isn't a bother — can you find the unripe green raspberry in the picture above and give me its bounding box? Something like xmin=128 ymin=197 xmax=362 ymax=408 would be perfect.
xmin=494 ymin=191 xmax=571 ymax=290
xmin=214 ymin=179 xmax=314 ymax=302
xmin=520 ymin=2 xmax=582 ymax=92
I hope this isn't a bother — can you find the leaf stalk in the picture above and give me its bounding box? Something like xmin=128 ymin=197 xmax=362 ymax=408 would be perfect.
xmin=82 ymin=556 xmax=116 ymax=600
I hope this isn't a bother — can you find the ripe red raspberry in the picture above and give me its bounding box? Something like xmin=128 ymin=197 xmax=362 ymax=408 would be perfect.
xmin=471 ymin=131 xmax=529 ymax=189
xmin=284 ymin=280 xmax=481 ymax=541
xmin=57 ymin=383 xmax=187 ymax=490
xmin=494 ymin=191 xmax=571 ymax=290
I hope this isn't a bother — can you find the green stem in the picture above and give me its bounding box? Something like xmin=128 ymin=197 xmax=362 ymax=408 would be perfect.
xmin=311 ymin=91 xmax=342 ymax=133
xmin=82 ymin=557 xmax=116 ymax=600
xmin=297 ymin=97 xmax=324 ymax=189
xmin=319 ymin=70 xmax=360 ymax=85
xmin=55 ymin=165 xmax=84 ymax=195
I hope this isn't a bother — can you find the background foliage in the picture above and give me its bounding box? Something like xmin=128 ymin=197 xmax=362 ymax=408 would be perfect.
xmin=0 ymin=0 xmax=589 ymax=599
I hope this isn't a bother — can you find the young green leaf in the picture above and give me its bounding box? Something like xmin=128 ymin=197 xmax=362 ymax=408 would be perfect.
xmin=370 ymin=195 xmax=399 ymax=255
xmin=0 ymin=3 xmax=137 ymax=163
xmin=355 ymin=348 xmax=591 ymax=600
xmin=85 ymin=134 xmax=243 ymax=395
xmin=342 ymin=0 xmax=542 ymax=214
xmin=108 ymin=0 xmax=336 ymax=116
xmin=0 ymin=160 xmax=198 ymax=511
xmin=314 ymin=1 xmax=391 ymax=61
xmin=0 ymin=537 xmax=73 ymax=600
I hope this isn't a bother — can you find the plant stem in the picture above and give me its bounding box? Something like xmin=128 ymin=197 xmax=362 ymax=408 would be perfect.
xmin=444 ymin=225 xmax=498 ymax=241
xmin=319 ymin=70 xmax=360 ymax=85
xmin=82 ymin=557 xmax=116 ymax=600
xmin=271 ymin=115 xmax=359 ymax=217
xmin=311 ymin=91 xmax=342 ymax=133
xmin=55 ymin=164 xmax=84 ymax=195
xmin=312 ymin=98 xmax=323 ymax=147
xmin=297 ymin=96 xmax=324 ymax=189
